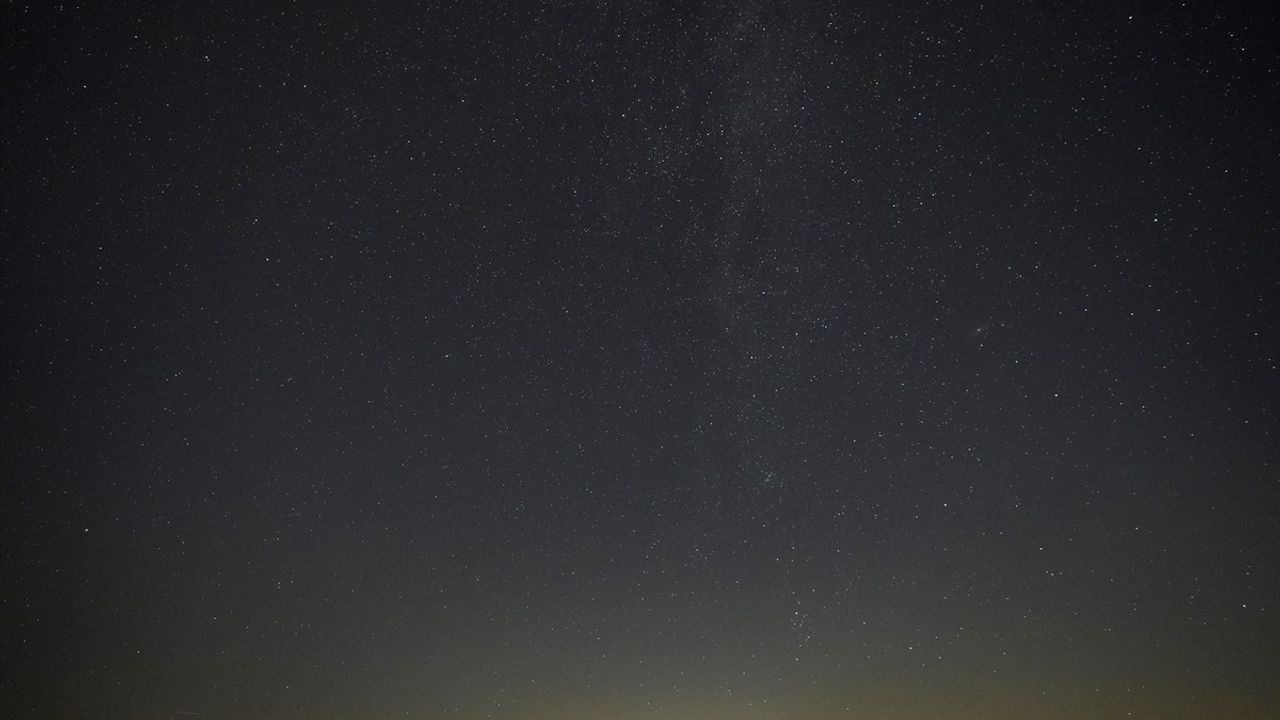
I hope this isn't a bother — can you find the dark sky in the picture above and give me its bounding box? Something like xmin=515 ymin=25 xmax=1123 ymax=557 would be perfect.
xmin=2 ymin=1 xmax=1278 ymax=718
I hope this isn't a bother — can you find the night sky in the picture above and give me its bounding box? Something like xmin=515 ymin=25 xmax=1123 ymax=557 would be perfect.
xmin=3 ymin=1 xmax=1279 ymax=718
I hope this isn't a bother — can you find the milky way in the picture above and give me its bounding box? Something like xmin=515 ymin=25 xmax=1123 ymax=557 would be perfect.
xmin=3 ymin=2 xmax=1278 ymax=718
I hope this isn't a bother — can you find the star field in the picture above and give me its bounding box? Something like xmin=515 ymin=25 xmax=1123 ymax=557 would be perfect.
xmin=2 ymin=1 xmax=1278 ymax=719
